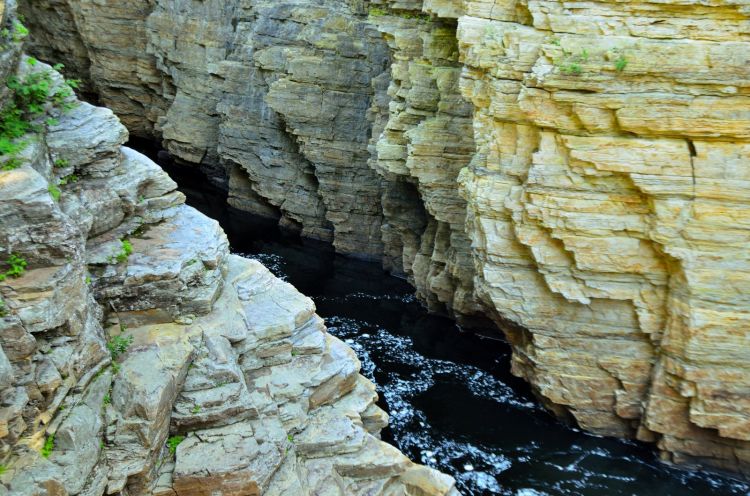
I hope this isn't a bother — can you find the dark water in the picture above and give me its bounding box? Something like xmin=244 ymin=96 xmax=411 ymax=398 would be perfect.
xmin=145 ymin=146 xmax=749 ymax=496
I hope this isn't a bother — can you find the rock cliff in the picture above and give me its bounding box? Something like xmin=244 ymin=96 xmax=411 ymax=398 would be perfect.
xmin=21 ymin=0 xmax=750 ymax=479
xmin=0 ymin=2 xmax=458 ymax=493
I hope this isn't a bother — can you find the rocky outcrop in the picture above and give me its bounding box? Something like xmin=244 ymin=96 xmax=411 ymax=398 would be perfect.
xmin=21 ymin=0 xmax=750 ymax=479
xmin=0 ymin=11 xmax=457 ymax=493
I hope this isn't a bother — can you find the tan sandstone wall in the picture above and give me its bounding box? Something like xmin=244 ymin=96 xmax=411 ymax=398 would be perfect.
xmin=452 ymin=0 xmax=750 ymax=474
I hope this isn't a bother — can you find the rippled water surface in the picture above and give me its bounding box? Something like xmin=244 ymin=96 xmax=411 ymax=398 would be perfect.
xmin=157 ymin=154 xmax=749 ymax=496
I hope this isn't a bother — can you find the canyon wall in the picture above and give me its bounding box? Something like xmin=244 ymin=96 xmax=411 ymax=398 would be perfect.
xmin=21 ymin=0 xmax=750 ymax=478
xmin=0 ymin=2 xmax=458 ymax=492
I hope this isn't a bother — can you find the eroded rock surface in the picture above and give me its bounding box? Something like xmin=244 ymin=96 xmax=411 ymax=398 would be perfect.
xmin=0 ymin=23 xmax=457 ymax=494
xmin=21 ymin=0 xmax=750 ymax=478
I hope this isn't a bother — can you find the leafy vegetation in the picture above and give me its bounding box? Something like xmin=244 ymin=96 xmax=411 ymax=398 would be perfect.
xmin=102 ymin=393 xmax=111 ymax=406
xmin=54 ymin=158 xmax=69 ymax=168
xmin=114 ymin=239 xmax=133 ymax=263
xmin=191 ymin=405 xmax=201 ymax=414
xmin=107 ymin=333 xmax=133 ymax=362
xmin=58 ymin=173 xmax=78 ymax=186
xmin=40 ymin=434 xmax=54 ymax=458
xmin=0 ymin=57 xmax=79 ymax=171
xmin=0 ymin=298 xmax=6 ymax=317
xmin=167 ymin=435 xmax=185 ymax=455
xmin=48 ymin=183 xmax=61 ymax=201
xmin=368 ymin=7 xmax=388 ymax=16
xmin=0 ymin=254 xmax=27 ymax=281
xmin=12 ymin=21 xmax=28 ymax=43
xmin=557 ymin=48 xmax=588 ymax=76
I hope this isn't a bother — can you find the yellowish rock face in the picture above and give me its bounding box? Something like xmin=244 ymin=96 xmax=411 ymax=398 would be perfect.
xmin=455 ymin=0 xmax=750 ymax=475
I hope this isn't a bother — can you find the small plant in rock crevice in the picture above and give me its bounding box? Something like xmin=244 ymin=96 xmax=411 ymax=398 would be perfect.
xmin=112 ymin=239 xmax=133 ymax=264
xmin=554 ymin=47 xmax=589 ymax=76
xmin=0 ymin=298 xmax=6 ymax=317
xmin=40 ymin=434 xmax=54 ymax=458
xmin=0 ymin=253 xmax=27 ymax=281
xmin=107 ymin=333 xmax=133 ymax=361
xmin=167 ymin=435 xmax=185 ymax=455
xmin=58 ymin=174 xmax=78 ymax=186
xmin=614 ymin=54 xmax=628 ymax=72
xmin=48 ymin=183 xmax=61 ymax=202
xmin=12 ymin=21 xmax=28 ymax=43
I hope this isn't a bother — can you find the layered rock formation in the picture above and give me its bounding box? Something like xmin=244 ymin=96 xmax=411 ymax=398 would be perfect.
xmin=452 ymin=0 xmax=750 ymax=475
xmin=21 ymin=0 xmax=750 ymax=479
xmin=0 ymin=7 xmax=458 ymax=493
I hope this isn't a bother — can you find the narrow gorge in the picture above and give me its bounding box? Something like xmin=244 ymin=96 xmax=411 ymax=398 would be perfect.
xmin=1 ymin=0 xmax=749 ymax=494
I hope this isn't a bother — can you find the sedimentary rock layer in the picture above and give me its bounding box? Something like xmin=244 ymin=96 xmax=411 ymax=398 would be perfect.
xmin=0 ymin=16 xmax=458 ymax=492
xmin=21 ymin=0 xmax=750 ymax=477
xmin=452 ymin=0 xmax=750 ymax=475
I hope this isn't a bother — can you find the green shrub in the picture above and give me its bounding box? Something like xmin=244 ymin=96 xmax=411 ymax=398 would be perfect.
xmin=7 ymin=70 xmax=54 ymax=115
xmin=108 ymin=331 xmax=133 ymax=374
xmin=54 ymin=158 xmax=69 ymax=168
xmin=167 ymin=435 xmax=185 ymax=455
xmin=0 ymin=58 xmax=80 ymax=171
xmin=0 ymin=254 xmax=27 ymax=281
xmin=107 ymin=333 xmax=133 ymax=361
xmin=12 ymin=21 xmax=28 ymax=43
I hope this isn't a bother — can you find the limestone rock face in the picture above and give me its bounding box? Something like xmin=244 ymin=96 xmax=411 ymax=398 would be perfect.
xmin=0 ymin=45 xmax=457 ymax=496
xmin=21 ymin=0 xmax=750 ymax=479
